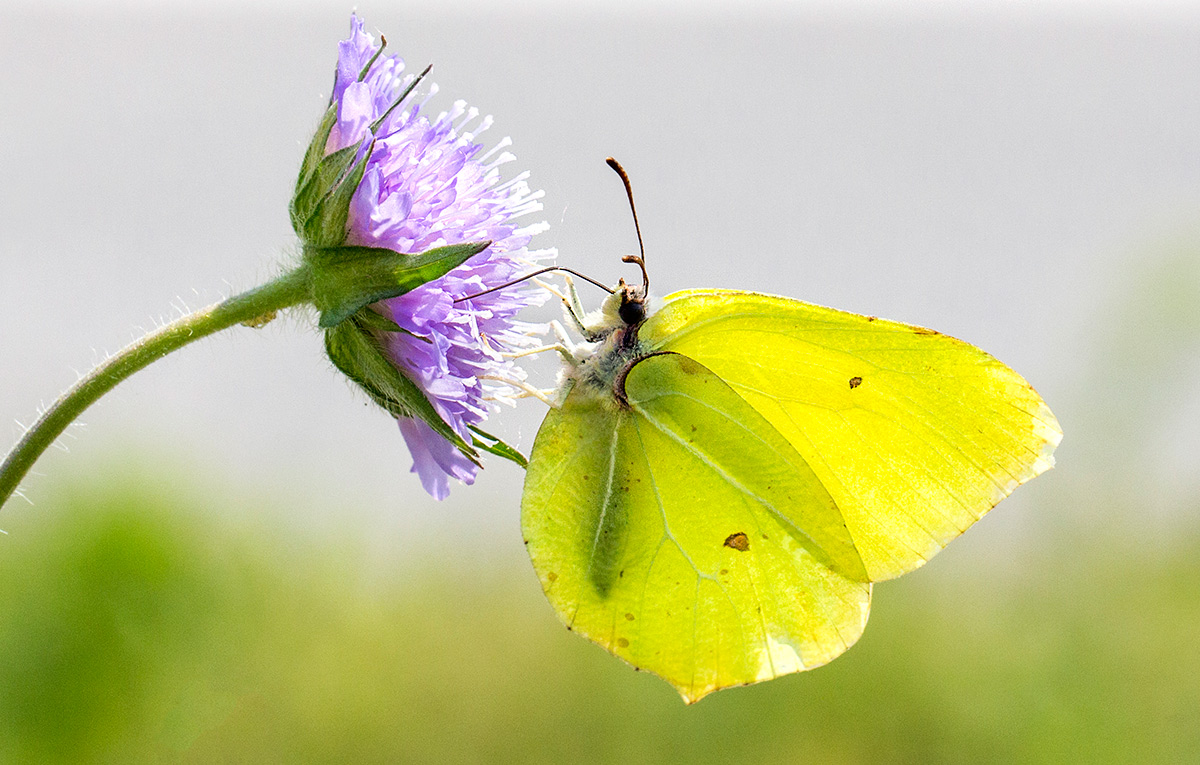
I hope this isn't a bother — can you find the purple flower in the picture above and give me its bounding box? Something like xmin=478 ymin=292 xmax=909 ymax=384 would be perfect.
xmin=327 ymin=16 xmax=552 ymax=499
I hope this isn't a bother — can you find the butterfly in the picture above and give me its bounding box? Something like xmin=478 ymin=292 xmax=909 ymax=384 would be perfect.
xmin=518 ymin=159 xmax=1062 ymax=703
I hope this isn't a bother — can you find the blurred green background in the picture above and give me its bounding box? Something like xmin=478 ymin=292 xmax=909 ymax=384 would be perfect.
xmin=4 ymin=2 xmax=1200 ymax=762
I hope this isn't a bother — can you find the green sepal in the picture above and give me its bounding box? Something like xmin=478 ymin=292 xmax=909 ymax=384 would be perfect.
xmin=350 ymin=306 xmax=422 ymax=338
xmin=469 ymin=425 xmax=528 ymax=469
xmin=290 ymin=139 xmax=362 ymax=241
xmin=324 ymin=316 xmax=480 ymax=465
xmin=369 ymin=63 xmax=431 ymax=135
xmin=351 ymin=308 xmax=402 ymax=332
xmin=293 ymin=102 xmax=339 ymax=210
xmin=307 ymin=240 xmax=491 ymax=329
xmin=301 ymin=143 xmax=373 ymax=248
xmin=351 ymin=307 xmax=432 ymax=344
xmin=356 ymin=41 xmax=387 ymax=84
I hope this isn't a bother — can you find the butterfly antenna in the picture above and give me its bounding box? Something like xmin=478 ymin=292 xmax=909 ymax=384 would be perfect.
xmin=453 ymin=266 xmax=615 ymax=303
xmin=606 ymin=157 xmax=649 ymax=293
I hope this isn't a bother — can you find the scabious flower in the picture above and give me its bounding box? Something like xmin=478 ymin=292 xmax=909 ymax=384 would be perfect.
xmin=321 ymin=15 xmax=552 ymax=499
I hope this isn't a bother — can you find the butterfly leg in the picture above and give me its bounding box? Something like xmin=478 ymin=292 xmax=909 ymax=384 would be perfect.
xmin=496 ymin=321 xmax=578 ymax=363
xmin=530 ymin=275 xmax=576 ymax=314
xmin=501 ymin=343 xmax=574 ymax=362
xmin=482 ymin=388 xmax=556 ymax=404
xmin=477 ymin=374 xmax=558 ymax=407
xmin=535 ymin=275 xmax=603 ymax=342
xmin=563 ymin=274 xmax=589 ymax=326
xmin=562 ymin=275 xmax=606 ymax=341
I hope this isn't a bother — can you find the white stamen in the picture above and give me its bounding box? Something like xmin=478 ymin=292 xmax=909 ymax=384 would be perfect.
xmin=514 ymin=221 xmax=550 ymax=238
xmin=480 ymin=134 xmax=511 ymax=163
xmin=419 ymin=82 xmax=440 ymax=110
xmin=455 ymin=106 xmax=482 ymax=141
xmin=486 ymin=151 xmax=516 ymax=171
xmin=509 ymin=195 xmax=546 ymax=219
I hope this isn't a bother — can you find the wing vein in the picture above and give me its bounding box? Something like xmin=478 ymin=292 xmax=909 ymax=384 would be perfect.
xmin=634 ymin=398 xmax=843 ymax=576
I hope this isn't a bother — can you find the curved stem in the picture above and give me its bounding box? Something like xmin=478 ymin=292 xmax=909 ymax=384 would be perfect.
xmin=0 ymin=266 xmax=312 ymax=510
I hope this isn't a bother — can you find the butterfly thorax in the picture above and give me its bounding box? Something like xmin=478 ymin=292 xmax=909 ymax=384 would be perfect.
xmin=560 ymin=281 xmax=651 ymax=409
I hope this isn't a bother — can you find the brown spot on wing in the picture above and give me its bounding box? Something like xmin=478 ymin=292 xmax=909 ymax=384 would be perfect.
xmin=723 ymin=532 xmax=750 ymax=552
xmin=849 ymin=376 xmax=862 ymax=389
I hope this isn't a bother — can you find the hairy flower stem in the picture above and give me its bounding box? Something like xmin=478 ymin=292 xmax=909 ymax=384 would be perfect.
xmin=0 ymin=266 xmax=313 ymax=511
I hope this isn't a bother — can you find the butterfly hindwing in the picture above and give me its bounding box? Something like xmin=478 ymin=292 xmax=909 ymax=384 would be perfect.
xmin=640 ymin=289 xmax=1063 ymax=582
xmin=522 ymin=351 xmax=871 ymax=703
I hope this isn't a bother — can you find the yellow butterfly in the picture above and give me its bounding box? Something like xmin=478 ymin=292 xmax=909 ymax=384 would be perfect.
xmin=519 ymin=160 xmax=1061 ymax=703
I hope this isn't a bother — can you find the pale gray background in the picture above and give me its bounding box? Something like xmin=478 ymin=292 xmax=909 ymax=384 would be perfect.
xmin=2 ymin=1 xmax=1198 ymax=571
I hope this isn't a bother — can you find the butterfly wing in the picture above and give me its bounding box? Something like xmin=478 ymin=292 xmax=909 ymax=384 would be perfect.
xmin=522 ymin=352 xmax=871 ymax=703
xmin=640 ymin=289 xmax=1062 ymax=582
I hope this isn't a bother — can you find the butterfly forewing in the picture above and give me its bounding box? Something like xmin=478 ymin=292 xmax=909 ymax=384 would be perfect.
xmin=642 ymin=289 xmax=1063 ymax=582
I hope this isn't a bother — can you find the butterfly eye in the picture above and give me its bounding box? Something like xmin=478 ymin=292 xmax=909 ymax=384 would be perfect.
xmin=618 ymin=293 xmax=646 ymax=325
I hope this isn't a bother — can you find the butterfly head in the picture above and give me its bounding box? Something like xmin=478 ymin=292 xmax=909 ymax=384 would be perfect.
xmin=617 ymin=281 xmax=647 ymax=326
xmin=589 ymin=275 xmax=647 ymax=335
xmin=587 ymin=237 xmax=650 ymax=334
xmin=616 ymin=252 xmax=649 ymax=326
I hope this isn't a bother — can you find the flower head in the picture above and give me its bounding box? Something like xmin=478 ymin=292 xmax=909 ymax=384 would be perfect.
xmin=319 ymin=15 xmax=552 ymax=499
